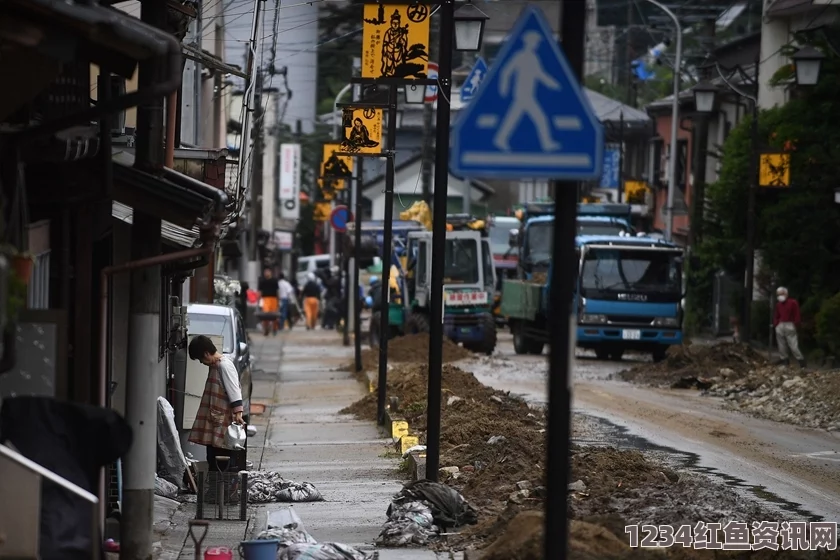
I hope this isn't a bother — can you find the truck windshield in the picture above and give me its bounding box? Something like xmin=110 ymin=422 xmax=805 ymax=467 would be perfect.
xmin=489 ymin=221 xmax=518 ymax=256
xmin=580 ymin=249 xmax=681 ymax=295
xmin=444 ymin=239 xmax=479 ymax=284
xmin=578 ymin=222 xmax=631 ymax=236
xmin=525 ymin=222 xmax=552 ymax=266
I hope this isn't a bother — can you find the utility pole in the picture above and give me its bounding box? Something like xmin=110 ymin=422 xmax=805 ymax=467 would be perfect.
xmin=237 ymin=0 xmax=265 ymax=285
xmin=617 ymin=111 xmax=624 ymax=203
xmin=419 ymin=16 xmax=439 ymax=204
xmin=122 ymin=0 xmax=166 ymax=557
xmin=249 ymin=68 xmax=265 ymax=277
xmin=688 ymin=18 xmax=716 ymax=250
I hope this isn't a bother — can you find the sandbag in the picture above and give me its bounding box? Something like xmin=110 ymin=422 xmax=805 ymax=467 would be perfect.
xmin=277 ymin=543 xmax=371 ymax=560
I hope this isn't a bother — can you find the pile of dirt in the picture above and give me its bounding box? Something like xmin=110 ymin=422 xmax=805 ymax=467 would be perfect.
xmin=618 ymin=342 xmax=766 ymax=388
xmin=339 ymin=362 xmax=501 ymax=425
xmin=340 ymin=333 xmax=473 ymax=373
xmin=447 ymin=444 xmax=791 ymax=555
xmin=707 ymin=366 xmax=840 ymax=431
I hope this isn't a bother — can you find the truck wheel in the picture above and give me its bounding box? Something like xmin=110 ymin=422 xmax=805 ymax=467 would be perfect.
xmin=609 ymin=349 xmax=624 ymax=361
xmin=406 ymin=312 xmax=430 ymax=334
xmin=528 ymin=341 xmax=545 ymax=355
xmin=512 ymin=322 xmax=530 ymax=355
xmin=652 ymin=348 xmax=668 ymax=363
xmin=370 ymin=312 xmax=382 ymax=348
xmin=595 ymin=348 xmax=610 ymax=360
xmin=480 ymin=313 xmax=497 ymax=355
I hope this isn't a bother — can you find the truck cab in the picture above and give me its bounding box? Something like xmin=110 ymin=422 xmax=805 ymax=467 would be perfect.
xmin=405 ymin=224 xmax=497 ymax=354
xmin=511 ymin=203 xmax=636 ymax=280
xmin=573 ymin=236 xmax=684 ymax=361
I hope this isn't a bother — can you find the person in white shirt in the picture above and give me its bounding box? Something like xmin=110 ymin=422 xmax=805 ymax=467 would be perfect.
xmin=277 ymin=272 xmax=295 ymax=330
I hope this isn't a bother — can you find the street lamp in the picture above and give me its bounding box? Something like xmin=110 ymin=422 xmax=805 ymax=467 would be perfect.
xmin=791 ymin=45 xmax=825 ymax=87
xmin=404 ymin=84 xmax=425 ymax=105
xmin=692 ymin=80 xmax=719 ymax=114
xmin=453 ymin=1 xmax=489 ymax=52
xmin=425 ymin=0 xmax=487 ymax=485
xmin=642 ymin=0 xmax=682 ymax=243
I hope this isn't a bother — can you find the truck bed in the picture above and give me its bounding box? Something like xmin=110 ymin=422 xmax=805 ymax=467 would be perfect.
xmin=500 ymin=280 xmax=543 ymax=321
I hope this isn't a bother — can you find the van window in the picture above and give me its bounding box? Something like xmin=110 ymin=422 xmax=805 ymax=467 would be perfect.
xmin=316 ymin=260 xmax=330 ymax=269
xmin=297 ymin=260 xmax=309 ymax=272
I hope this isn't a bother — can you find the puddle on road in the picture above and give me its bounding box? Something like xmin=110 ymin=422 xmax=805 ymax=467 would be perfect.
xmin=574 ymin=413 xmax=822 ymax=522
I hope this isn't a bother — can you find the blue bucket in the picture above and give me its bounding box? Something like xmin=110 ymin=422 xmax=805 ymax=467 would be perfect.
xmin=238 ymin=539 xmax=279 ymax=560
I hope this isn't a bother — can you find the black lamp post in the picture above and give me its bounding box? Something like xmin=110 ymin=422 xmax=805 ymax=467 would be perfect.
xmin=791 ymin=45 xmax=825 ymax=87
xmin=692 ymin=80 xmax=719 ymax=114
xmin=425 ymin=0 xmax=487 ymax=484
xmin=453 ymin=1 xmax=489 ymax=52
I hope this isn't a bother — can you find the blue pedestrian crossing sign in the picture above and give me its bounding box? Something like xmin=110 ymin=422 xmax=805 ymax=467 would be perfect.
xmin=460 ymin=57 xmax=488 ymax=102
xmin=451 ymin=6 xmax=603 ymax=180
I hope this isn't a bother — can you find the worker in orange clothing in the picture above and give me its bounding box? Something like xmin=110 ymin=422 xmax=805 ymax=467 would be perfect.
xmin=301 ymin=272 xmax=322 ymax=330
xmin=257 ymin=267 xmax=280 ymax=335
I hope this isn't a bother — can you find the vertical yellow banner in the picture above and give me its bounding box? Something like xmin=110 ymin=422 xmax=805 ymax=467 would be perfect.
xmin=361 ymin=4 xmax=431 ymax=80
xmin=339 ymin=108 xmax=383 ymax=154
xmin=320 ymin=143 xmax=354 ymax=191
xmin=759 ymin=153 xmax=791 ymax=188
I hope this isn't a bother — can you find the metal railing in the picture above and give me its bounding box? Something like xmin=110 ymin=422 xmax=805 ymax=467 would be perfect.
xmin=0 ymin=442 xmax=99 ymax=559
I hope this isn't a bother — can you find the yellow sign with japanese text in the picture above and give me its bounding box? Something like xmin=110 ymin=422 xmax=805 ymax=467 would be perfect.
xmin=759 ymin=153 xmax=791 ymax=188
xmin=320 ymin=143 xmax=354 ymax=191
xmin=624 ymin=180 xmax=649 ymax=204
xmin=361 ymin=3 xmax=431 ymax=80
xmin=339 ymin=107 xmax=383 ymax=155
xmin=314 ymin=202 xmax=332 ymax=222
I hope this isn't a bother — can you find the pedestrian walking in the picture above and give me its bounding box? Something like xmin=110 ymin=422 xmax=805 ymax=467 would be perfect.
xmin=187 ymin=335 xmax=245 ymax=501
xmin=277 ymin=272 xmax=295 ymax=330
xmin=773 ymin=287 xmax=806 ymax=369
xmin=302 ymin=272 xmax=321 ymax=330
xmin=257 ymin=267 xmax=280 ymax=335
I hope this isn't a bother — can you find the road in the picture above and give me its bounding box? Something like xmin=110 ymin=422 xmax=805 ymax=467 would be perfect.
xmin=458 ymin=333 xmax=840 ymax=522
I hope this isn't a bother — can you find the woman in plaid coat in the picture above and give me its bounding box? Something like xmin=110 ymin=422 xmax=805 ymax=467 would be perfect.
xmin=187 ymin=335 xmax=245 ymax=471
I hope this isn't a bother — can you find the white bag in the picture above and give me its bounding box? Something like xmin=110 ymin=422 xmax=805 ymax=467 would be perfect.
xmin=224 ymin=423 xmax=247 ymax=450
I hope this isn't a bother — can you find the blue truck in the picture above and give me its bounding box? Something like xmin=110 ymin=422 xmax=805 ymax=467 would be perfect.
xmin=510 ymin=202 xmax=636 ymax=280
xmin=500 ymin=235 xmax=684 ymax=361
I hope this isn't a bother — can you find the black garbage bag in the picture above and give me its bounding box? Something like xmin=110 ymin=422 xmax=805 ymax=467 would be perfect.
xmin=392 ymin=479 xmax=478 ymax=529
xmin=0 ymin=396 xmax=132 ymax=560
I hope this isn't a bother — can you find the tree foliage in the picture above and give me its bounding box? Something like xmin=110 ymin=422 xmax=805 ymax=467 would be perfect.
xmin=316 ymin=3 xmax=364 ymax=115
xmin=688 ymin=52 xmax=840 ymax=347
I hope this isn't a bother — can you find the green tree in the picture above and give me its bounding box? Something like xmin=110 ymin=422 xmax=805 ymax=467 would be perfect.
xmin=687 ymin=49 xmax=840 ymax=345
xmin=317 ymin=3 xmax=364 ymax=115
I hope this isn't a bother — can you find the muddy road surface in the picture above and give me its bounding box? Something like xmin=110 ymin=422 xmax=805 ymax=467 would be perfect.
xmin=458 ymin=334 xmax=840 ymax=522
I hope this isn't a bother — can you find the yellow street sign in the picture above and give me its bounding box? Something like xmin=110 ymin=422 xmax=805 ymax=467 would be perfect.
xmin=339 ymin=107 xmax=383 ymax=155
xmin=313 ymin=202 xmax=332 ymax=222
xmin=320 ymin=143 xmax=354 ymax=191
xmin=624 ymin=180 xmax=649 ymax=204
xmin=361 ymin=3 xmax=431 ymax=80
xmin=759 ymin=153 xmax=790 ymax=188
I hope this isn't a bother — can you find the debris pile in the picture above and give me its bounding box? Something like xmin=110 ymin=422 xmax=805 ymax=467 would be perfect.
xmin=341 ymin=333 xmax=473 ymax=373
xmin=619 ymin=342 xmax=766 ymax=388
xmin=245 ymin=471 xmax=324 ymax=503
xmin=707 ymin=367 xmax=840 ymax=431
xmin=257 ymin=520 xmax=371 ymax=559
xmin=340 ymin=362 xmax=497 ymax=423
xmin=376 ymin=480 xmax=477 ymax=547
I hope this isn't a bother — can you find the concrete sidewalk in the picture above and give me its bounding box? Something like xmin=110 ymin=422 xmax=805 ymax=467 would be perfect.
xmin=156 ymin=328 xmax=459 ymax=559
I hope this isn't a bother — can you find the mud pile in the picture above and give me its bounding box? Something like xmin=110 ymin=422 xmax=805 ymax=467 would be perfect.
xmin=339 ymin=362 xmax=497 ymax=423
xmin=619 ymin=342 xmax=766 ymax=388
xmin=341 ymin=333 xmax=473 ymax=373
xmin=707 ymin=366 xmax=840 ymax=431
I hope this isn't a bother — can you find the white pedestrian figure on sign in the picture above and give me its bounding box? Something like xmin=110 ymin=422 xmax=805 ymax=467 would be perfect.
xmin=493 ymin=30 xmax=562 ymax=153
xmin=468 ymin=69 xmax=483 ymax=93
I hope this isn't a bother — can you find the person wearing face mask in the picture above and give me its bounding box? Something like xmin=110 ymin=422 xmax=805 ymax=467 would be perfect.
xmin=772 ymin=287 xmax=805 ymax=369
